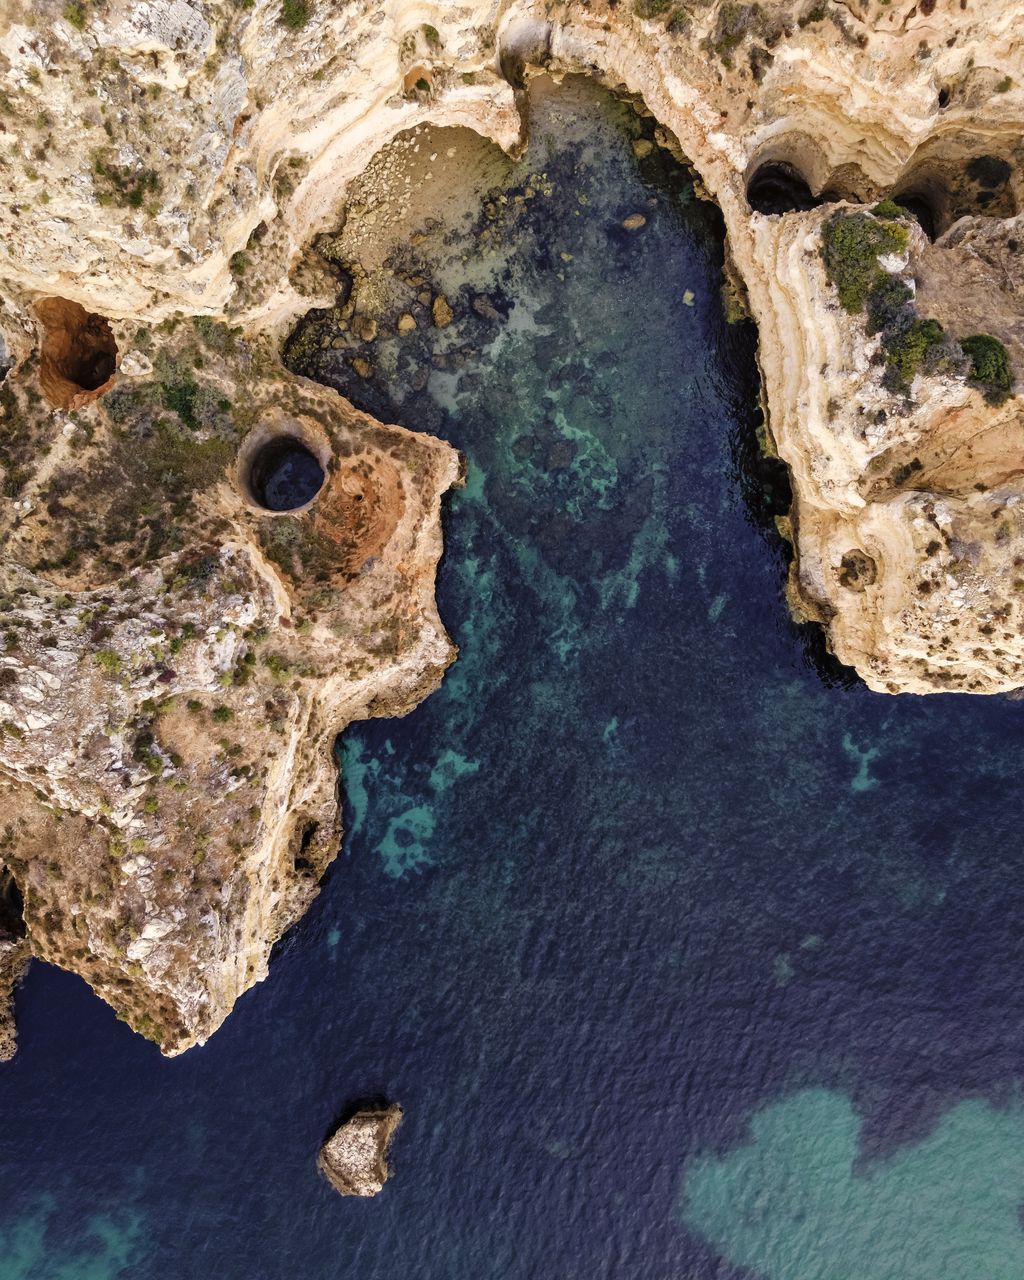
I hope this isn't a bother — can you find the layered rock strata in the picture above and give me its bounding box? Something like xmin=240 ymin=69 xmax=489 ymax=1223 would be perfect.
xmin=0 ymin=0 xmax=1020 ymax=1051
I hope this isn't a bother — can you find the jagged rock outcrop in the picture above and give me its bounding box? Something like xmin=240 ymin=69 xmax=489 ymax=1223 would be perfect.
xmin=0 ymin=0 xmax=1020 ymax=1053
xmin=318 ymin=1103 xmax=403 ymax=1198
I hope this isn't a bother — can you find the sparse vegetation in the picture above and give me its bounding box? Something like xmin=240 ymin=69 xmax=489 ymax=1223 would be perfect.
xmin=820 ymin=209 xmax=1003 ymax=396
xmin=93 ymin=151 xmax=160 ymax=210
xmin=63 ymin=1 xmax=87 ymax=29
xmin=279 ymin=0 xmax=309 ymax=30
xmin=95 ymin=649 xmax=122 ymax=675
xmin=821 ymin=211 xmax=908 ymax=314
xmin=871 ymin=198 xmax=909 ymax=220
xmin=962 ymin=334 xmax=1014 ymax=403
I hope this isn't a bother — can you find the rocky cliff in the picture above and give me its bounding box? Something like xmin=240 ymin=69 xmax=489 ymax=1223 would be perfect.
xmin=0 ymin=0 xmax=1020 ymax=1054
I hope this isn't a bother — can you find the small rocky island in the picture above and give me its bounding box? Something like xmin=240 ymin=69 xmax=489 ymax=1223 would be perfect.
xmin=319 ymin=1104 xmax=403 ymax=1198
xmin=0 ymin=0 xmax=1020 ymax=1056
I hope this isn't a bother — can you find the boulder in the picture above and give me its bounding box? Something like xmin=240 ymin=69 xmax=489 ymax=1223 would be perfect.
xmin=319 ymin=1104 xmax=403 ymax=1198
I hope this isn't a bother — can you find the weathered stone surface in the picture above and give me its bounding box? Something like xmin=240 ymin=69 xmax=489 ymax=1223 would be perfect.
xmin=319 ymin=1104 xmax=403 ymax=1198
xmin=431 ymin=295 xmax=454 ymax=329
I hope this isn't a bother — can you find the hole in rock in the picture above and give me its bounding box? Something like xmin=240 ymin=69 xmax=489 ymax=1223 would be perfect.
xmin=746 ymin=161 xmax=821 ymax=215
xmin=36 ymin=297 xmax=117 ymax=409
xmin=249 ymin=438 xmax=325 ymax=512
xmin=0 ymin=869 xmax=25 ymax=942
xmin=838 ymin=550 xmax=877 ymax=592
xmin=294 ymin=821 xmax=319 ymax=875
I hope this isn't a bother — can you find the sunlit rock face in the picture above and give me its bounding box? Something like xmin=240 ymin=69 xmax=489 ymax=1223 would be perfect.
xmin=0 ymin=318 xmax=459 ymax=1054
xmin=0 ymin=0 xmax=1021 ymax=1052
xmin=319 ymin=1104 xmax=403 ymax=1197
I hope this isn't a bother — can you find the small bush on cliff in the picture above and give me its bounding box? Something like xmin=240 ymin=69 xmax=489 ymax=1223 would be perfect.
xmin=821 ymin=212 xmax=908 ymax=313
xmin=280 ymin=0 xmax=309 ymax=29
xmin=880 ymin=317 xmax=946 ymax=392
xmin=871 ymin=198 xmax=909 ymax=220
xmin=962 ymin=335 xmax=1014 ymax=403
xmin=93 ymin=151 xmax=160 ymax=210
xmin=864 ymin=275 xmax=913 ymax=335
xmin=634 ymin=0 xmax=673 ymax=16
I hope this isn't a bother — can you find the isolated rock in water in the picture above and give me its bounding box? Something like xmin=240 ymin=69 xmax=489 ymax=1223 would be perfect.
xmin=319 ymin=1105 xmax=403 ymax=1197
xmin=622 ymin=213 xmax=647 ymax=231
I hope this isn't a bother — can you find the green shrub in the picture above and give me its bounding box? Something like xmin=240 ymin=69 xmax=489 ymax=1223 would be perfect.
xmin=821 ymin=212 xmax=908 ymax=313
xmin=95 ymin=649 xmax=122 ymax=674
xmin=882 ymin=317 xmax=946 ymax=389
xmin=211 ymin=705 xmax=234 ymax=723
xmin=797 ymin=1 xmax=829 ymax=27
xmin=64 ymin=2 xmax=87 ymax=29
xmin=962 ymin=334 xmax=1014 ymax=403
xmin=865 ymin=274 xmax=913 ymax=336
xmin=871 ymin=198 xmax=909 ymax=220
xmin=93 ymin=152 xmax=160 ymax=209
xmin=634 ymin=0 xmax=672 ymax=15
xmin=160 ymin=374 xmax=200 ymax=430
xmin=280 ymin=0 xmax=309 ymax=29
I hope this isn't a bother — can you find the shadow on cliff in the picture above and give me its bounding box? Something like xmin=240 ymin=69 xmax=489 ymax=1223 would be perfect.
xmin=727 ymin=342 xmax=860 ymax=691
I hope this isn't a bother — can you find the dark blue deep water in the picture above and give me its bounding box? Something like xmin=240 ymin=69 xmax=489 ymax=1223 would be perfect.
xmin=3 ymin=79 xmax=1024 ymax=1279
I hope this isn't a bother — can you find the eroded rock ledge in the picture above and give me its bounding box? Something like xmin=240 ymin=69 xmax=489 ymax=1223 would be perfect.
xmin=0 ymin=0 xmax=1020 ymax=1052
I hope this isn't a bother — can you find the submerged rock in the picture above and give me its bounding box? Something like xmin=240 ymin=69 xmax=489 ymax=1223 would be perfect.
xmin=319 ymin=1104 xmax=403 ymax=1197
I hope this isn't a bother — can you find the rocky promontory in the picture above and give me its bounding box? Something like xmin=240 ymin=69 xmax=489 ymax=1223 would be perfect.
xmin=0 ymin=0 xmax=1020 ymax=1052
xmin=319 ymin=1104 xmax=403 ymax=1198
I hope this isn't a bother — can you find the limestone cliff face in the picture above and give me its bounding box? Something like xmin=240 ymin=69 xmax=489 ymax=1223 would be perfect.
xmin=0 ymin=0 xmax=1020 ymax=1052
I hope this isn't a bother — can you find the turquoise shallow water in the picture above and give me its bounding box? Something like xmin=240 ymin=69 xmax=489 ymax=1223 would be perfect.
xmin=2 ymin=77 xmax=1024 ymax=1278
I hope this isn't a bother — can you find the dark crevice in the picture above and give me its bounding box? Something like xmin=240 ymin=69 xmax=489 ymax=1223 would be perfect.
xmin=294 ymin=821 xmax=319 ymax=875
xmin=0 ymin=869 xmax=26 ymax=943
xmin=746 ymin=161 xmax=822 ymax=215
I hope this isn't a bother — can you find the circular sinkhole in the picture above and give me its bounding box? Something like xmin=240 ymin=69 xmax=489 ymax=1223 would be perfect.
xmin=249 ymin=438 xmax=326 ymax=512
xmin=36 ymin=297 xmax=118 ymax=409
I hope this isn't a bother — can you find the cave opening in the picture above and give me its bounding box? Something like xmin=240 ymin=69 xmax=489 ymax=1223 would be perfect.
xmin=0 ymin=870 xmax=25 ymax=943
xmin=294 ymin=821 xmax=319 ymax=875
xmin=746 ymin=161 xmax=821 ymax=215
xmin=249 ymin=438 xmax=325 ymax=512
xmin=36 ymin=297 xmax=118 ymax=409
